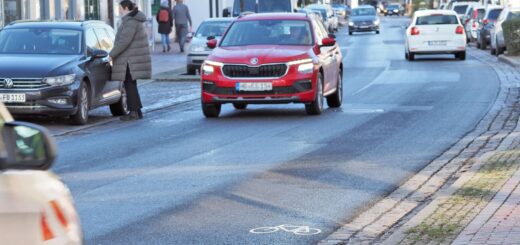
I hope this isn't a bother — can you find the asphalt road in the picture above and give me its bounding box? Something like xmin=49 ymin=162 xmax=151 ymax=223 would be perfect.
xmin=52 ymin=17 xmax=500 ymax=245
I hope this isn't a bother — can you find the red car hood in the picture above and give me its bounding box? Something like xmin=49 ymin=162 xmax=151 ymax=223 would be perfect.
xmin=208 ymin=45 xmax=313 ymax=64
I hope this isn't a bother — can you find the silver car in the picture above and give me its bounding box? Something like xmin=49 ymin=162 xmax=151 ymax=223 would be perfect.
xmin=186 ymin=18 xmax=233 ymax=75
xmin=491 ymin=6 xmax=520 ymax=56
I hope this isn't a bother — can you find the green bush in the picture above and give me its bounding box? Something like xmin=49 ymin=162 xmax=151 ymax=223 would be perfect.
xmin=503 ymin=19 xmax=520 ymax=56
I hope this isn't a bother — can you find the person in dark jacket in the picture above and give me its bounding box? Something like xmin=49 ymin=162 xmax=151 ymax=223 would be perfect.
xmin=109 ymin=0 xmax=152 ymax=121
xmin=172 ymin=0 xmax=192 ymax=53
xmin=156 ymin=1 xmax=173 ymax=52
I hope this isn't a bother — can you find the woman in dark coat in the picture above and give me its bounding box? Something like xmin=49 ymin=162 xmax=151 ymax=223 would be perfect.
xmin=109 ymin=0 xmax=152 ymax=121
xmin=156 ymin=1 xmax=173 ymax=52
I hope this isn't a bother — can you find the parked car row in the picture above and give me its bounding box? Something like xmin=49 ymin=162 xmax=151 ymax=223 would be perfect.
xmin=438 ymin=1 xmax=520 ymax=57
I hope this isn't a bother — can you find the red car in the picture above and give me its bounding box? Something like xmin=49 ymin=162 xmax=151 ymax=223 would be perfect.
xmin=200 ymin=13 xmax=344 ymax=117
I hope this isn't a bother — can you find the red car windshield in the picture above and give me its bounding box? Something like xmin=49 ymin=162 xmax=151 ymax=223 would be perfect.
xmin=220 ymin=20 xmax=313 ymax=47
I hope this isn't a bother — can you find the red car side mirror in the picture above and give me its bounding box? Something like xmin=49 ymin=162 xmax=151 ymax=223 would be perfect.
xmin=321 ymin=37 xmax=336 ymax=47
xmin=207 ymin=39 xmax=217 ymax=49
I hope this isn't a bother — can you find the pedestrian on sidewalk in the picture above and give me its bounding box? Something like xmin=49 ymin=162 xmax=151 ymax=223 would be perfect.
xmin=172 ymin=0 xmax=192 ymax=53
xmin=109 ymin=0 xmax=152 ymax=121
xmin=156 ymin=0 xmax=173 ymax=52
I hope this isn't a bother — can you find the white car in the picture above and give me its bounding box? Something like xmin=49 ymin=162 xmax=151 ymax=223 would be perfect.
xmin=491 ymin=6 xmax=520 ymax=56
xmin=0 ymin=103 xmax=82 ymax=244
xmin=405 ymin=10 xmax=467 ymax=61
xmin=464 ymin=5 xmax=485 ymax=42
xmin=452 ymin=2 xmax=481 ymax=22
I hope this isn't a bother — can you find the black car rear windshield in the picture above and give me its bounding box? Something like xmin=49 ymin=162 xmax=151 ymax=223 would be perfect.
xmin=352 ymin=8 xmax=376 ymax=16
xmin=454 ymin=5 xmax=468 ymax=15
xmin=0 ymin=28 xmax=82 ymax=55
xmin=416 ymin=15 xmax=459 ymax=25
xmin=488 ymin=9 xmax=503 ymax=20
xmin=220 ymin=20 xmax=313 ymax=47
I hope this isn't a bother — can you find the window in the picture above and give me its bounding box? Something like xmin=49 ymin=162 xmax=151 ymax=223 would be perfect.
xmin=195 ymin=21 xmax=232 ymax=38
xmin=85 ymin=28 xmax=100 ymax=50
xmin=489 ymin=9 xmax=503 ymax=21
xmin=0 ymin=28 xmax=82 ymax=54
xmin=454 ymin=5 xmax=468 ymax=15
xmin=94 ymin=28 xmax=113 ymax=51
xmin=352 ymin=8 xmax=376 ymax=16
xmin=416 ymin=15 xmax=459 ymax=25
xmin=221 ymin=20 xmax=313 ymax=47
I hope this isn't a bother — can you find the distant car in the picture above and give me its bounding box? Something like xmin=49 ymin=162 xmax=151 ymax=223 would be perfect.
xmin=331 ymin=3 xmax=349 ymax=18
xmin=0 ymin=20 xmax=128 ymax=125
xmin=200 ymin=13 xmax=344 ymax=117
xmin=405 ymin=10 xmax=467 ymax=61
xmin=491 ymin=6 xmax=520 ymax=56
xmin=476 ymin=6 xmax=503 ymax=50
xmin=452 ymin=2 xmax=481 ymax=23
xmin=186 ymin=18 xmax=233 ymax=75
xmin=384 ymin=4 xmax=404 ymax=16
xmin=348 ymin=5 xmax=380 ymax=35
xmin=306 ymin=4 xmax=338 ymax=32
xmin=0 ymin=102 xmax=82 ymax=244
xmin=464 ymin=5 xmax=485 ymax=42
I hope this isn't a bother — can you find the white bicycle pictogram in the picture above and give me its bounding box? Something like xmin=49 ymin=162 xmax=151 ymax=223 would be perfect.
xmin=249 ymin=224 xmax=322 ymax=236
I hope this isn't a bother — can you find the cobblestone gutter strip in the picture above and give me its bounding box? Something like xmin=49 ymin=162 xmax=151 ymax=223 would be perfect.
xmin=396 ymin=150 xmax=520 ymax=244
xmin=319 ymin=48 xmax=520 ymax=245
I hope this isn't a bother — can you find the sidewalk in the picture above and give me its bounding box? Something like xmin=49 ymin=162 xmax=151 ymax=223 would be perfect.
xmin=151 ymin=42 xmax=188 ymax=77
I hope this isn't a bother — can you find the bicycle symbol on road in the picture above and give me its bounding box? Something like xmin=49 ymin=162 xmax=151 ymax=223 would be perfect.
xmin=249 ymin=224 xmax=322 ymax=236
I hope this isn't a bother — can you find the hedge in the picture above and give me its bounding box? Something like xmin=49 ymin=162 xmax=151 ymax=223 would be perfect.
xmin=503 ymin=19 xmax=520 ymax=56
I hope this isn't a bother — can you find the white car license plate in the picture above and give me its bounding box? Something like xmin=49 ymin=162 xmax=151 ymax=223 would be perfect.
xmin=236 ymin=82 xmax=273 ymax=92
xmin=0 ymin=93 xmax=26 ymax=103
xmin=428 ymin=41 xmax=447 ymax=46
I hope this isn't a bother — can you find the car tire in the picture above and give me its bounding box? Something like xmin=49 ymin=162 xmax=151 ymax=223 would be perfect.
xmin=456 ymin=51 xmax=466 ymax=60
xmin=376 ymin=30 xmax=380 ymax=34
xmin=476 ymin=41 xmax=481 ymax=49
xmin=327 ymin=72 xmax=343 ymax=108
xmin=490 ymin=47 xmax=496 ymax=55
xmin=305 ymin=73 xmax=324 ymax=115
xmin=480 ymin=37 xmax=487 ymax=50
xmin=71 ymin=81 xmax=89 ymax=125
xmin=187 ymin=66 xmax=197 ymax=75
xmin=233 ymin=103 xmax=247 ymax=110
xmin=202 ymin=102 xmax=221 ymax=118
xmin=110 ymin=86 xmax=129 ymax=116
xmin=408 ymin=52 xmax=415 ymax=61
xmin=349 ymin=31 xmax=353 ymax=35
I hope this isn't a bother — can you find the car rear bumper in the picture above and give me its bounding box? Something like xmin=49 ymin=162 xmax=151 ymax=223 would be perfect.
xmin=187 ymin=53 xmax=209 ymax=68
xmin=408 ymin=38 xmax=466 ymax=54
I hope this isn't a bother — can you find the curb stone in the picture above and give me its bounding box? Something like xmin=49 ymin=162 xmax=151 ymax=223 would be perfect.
xmin=153 ymin=67 xmax=200 ymax=82
xmin=319 ymin=47 xmax=520 ymax=245
xmin=498 ymin=55 xmax=520 ymax=70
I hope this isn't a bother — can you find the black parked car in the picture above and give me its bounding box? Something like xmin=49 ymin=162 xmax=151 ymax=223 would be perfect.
xmin=0 ymin=21 xmax=128 ymax=125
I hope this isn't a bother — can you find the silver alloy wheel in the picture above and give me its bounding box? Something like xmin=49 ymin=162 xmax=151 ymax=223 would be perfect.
xmin=80 ymin=86 xmax=88 ymax=120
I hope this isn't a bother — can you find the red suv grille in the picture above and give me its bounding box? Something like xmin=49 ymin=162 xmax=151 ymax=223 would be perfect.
xmin=222 ymin=64 xmax=288 ymax=78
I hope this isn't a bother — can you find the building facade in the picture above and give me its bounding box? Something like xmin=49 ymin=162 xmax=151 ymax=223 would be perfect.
xmin=0 ymin=0 xmax=152 ymax=28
